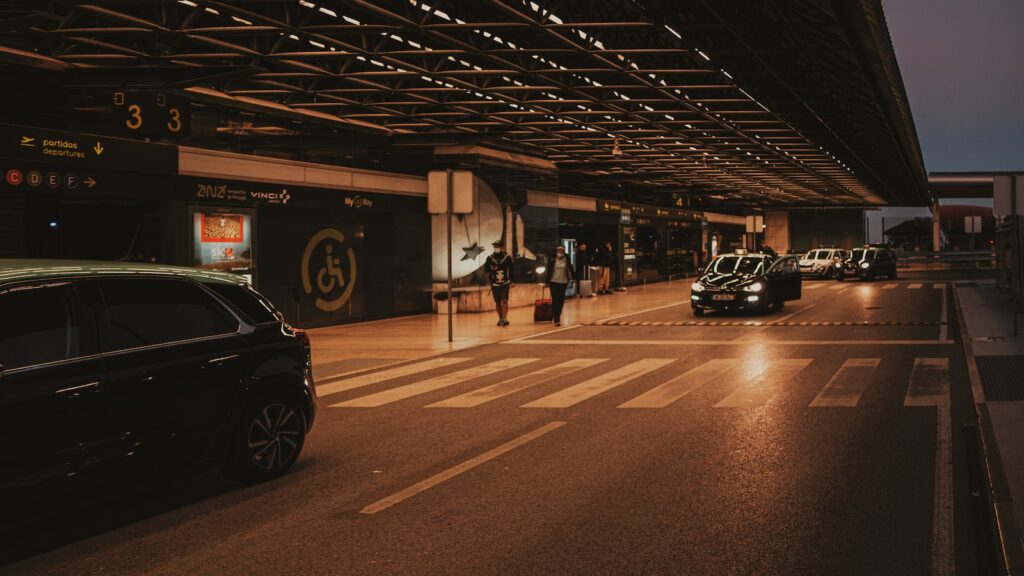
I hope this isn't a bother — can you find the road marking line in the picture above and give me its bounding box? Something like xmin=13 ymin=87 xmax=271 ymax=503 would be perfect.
xmin=938 ymin=283 xmax=948 ymax=341
xmin=829 ymin=284 xmax=846 ymax=290
xmin=504 ymin=339 xmax=955 ymax=346
xmin=908 ymin=283 xmax=923 ymax=289
xmin=882 ymin=283 xmax=898 ymax=289
xmin=316 ymin=357 xmax=473 ymax=397
xmin=359 ymin=421 xmax=567 ymax=515
xmin=804 ymin=284 xmax=824 ymax=290
xmin=331 ymin=358 xmax=537 ymax=408
xmin=904 ymin=358 xmax=954 ymax=576
xmin=713 ymin=358 xmax=812 ymax=408
xmin=619 ymin=359 xmax=734 ymax=408
xmin=427 ymin=358 xmax=606 ymax=408
xmin=522 ymin=358 xmax=675 ymax=409
xmin=809 ymin=358 xmax=880 ymax=407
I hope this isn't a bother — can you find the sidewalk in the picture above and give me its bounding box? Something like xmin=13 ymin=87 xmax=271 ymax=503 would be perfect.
xmin=308 ymin=281 xmax=690 ymax=379
xmin=954 ymin=280 xmax=1024 ymax=571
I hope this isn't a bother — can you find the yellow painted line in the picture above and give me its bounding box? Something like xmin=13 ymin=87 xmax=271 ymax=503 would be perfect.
xmin=809 ymin=358 xmax=881 ymax=407
xmin=619 ymin=359 xmax=734 ymax=409
xmin=713 ymin=358 xmax=812 ymax=408
xmin=427 ymin=358 xmax=605 ymax=408
xmin=504 ymin=339 xmax=955 ymax=346
xmin=316 ymin=357 xmax=473 ymax=397
xmin=359 ymin=421 xmax=566 ymax=514
xmin=522 ymin=358 xmax=674 ymax=409
xmin=332 ymin=358 xmax=537 ymax=407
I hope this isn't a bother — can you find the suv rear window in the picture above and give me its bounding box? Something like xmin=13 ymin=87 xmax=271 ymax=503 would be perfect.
xmin=0 ymin=282 xmax=95 ymax=369
xmin=98 ymin=278 xmax=239 ymax=351
xmin=203 ymin=282 xmax=279 ymax=324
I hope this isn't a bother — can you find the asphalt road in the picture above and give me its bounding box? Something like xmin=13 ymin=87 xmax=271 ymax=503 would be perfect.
xmin=2 ymin=280 xmax=985 ymax=575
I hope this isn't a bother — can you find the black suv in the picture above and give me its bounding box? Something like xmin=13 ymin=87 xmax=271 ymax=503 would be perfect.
xmin=690 ymin=251 xmax=802 ymax=315
xmin=0 ymin=261 xmax=316 ymax=505
xmin=836 ymin=246 xmax=898 ymax=281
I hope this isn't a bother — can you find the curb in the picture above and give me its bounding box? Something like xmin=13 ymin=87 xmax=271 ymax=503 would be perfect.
xmin=953 ymin=283 xmax=1024 ymax=574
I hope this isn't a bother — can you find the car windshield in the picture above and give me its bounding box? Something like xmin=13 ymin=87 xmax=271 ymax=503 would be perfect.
xmin=813 ymin=250 xmax=831 ymax=260
xmin=851 ymin=249 xmax=876 ymax=262
xmin=708 ymin=256 xmax=763 ymax=275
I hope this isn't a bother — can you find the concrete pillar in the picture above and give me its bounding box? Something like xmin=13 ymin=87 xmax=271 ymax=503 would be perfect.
xmin=764 ymin=210 xmax=790 ymax=253
xmin=932 ymin=200 xmax=941 ymax=251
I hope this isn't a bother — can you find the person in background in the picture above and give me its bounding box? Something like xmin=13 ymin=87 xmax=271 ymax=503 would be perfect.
xmin=545 ymin=245 xmax=576 ymax=326
xmin=761 ymin=244 xmax=778 ymax=259
xmin=599 ymin=240 xmax=616 ymax=294
xmin=485 ymin=240 xmax=514 ymax=326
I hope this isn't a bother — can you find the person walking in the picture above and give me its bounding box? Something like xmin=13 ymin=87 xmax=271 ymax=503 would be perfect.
xmin=486 ymin=240 xmax=514 ymax=326
xmin=544 ymin=245 xmax=576 ymax=326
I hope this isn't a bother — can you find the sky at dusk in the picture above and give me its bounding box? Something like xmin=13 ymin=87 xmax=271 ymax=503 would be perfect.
xmin=883 ymin=0 xmax=1024 ymax=173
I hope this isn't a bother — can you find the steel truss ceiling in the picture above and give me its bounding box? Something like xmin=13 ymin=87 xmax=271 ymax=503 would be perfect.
xmin=0 ymin=0 xmax=929 ymax=207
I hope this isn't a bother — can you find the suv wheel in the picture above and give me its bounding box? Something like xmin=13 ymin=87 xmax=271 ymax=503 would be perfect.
xmin=693 ymin=307 xmax=705 ymax=317
xmin=224 ymin=390 xmax=307 ymax=483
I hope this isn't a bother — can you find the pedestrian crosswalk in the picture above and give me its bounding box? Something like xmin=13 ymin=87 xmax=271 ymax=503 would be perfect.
xmin=322 ymin=355 xmax=952 ymax=411
xmin=804 ymin=282 xmax=944 ymax=290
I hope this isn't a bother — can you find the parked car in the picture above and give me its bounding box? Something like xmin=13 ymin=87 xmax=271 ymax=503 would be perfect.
xmin=799 ymin=247 xmax=847 ymax=278
xmin=690 ymin=250 xmax=802 ymax=315
xmin=0 ymin=261 xmax=316 ymax=507
xmin=836 ymin=246 xmax=898 ymax=281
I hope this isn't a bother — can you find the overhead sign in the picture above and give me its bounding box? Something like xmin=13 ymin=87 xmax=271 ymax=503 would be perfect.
xmin=745 ymin=214 xmax=765 ymax=233
xmin=0 ymin=123 xmax=178 ymax=175
xmin=427 ymin=170 xmax=475 ymax=214
xmin=964 ymin=215 xmax=982 ymax=234
xmin=113 ymin=91 xmax=190 ymax=138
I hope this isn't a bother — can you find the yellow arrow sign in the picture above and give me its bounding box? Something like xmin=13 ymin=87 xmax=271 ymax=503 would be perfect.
xmin=93 ymin=142 xmax=104 ymax=155
xmin=84 ymin=177 xmax=96 ymax=188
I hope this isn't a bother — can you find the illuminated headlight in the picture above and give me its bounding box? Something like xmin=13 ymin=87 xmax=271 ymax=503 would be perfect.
xmin=691 ymin=282 xmax=704 ymax=292
xmin=743 ymin=281 xmax=764 ymax=292
xmin=746 ymin=295 xmax=760 ymax=302
xmin=860 ymin=262 xmax=870 ymax=269
xmin=691 ymin=294 xmax=700 ymax=301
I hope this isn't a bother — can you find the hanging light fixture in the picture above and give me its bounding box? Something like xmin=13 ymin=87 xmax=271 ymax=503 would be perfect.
xmin=612 ymin=138 xmax=622 ymax=158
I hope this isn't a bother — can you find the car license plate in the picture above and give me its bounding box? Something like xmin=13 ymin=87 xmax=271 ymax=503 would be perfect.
xmin=712 ymin=294 xmax=734 ymax=301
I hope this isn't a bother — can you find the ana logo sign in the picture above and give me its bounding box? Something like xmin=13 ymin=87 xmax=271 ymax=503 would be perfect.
xmin=301 ymin=228 xmax=357 ymax=312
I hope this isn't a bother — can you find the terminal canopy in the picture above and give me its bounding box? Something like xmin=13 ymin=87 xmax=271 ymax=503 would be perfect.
xmin=0 ymin=0 xmax=929 ymax=208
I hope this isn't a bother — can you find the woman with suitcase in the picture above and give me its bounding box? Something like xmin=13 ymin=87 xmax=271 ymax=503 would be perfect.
xmin=544 ymin=245 xmax=576 ymax=326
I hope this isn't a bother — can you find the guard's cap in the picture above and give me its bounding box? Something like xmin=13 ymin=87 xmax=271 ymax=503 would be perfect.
xmin=492 ymin=240 xmax=505 ymax=247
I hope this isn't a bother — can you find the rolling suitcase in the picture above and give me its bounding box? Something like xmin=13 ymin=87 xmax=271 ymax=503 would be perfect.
xmin=577 ymin=279 xmax=593 ymax=297
xmin=533 ymin=286 xmax=553 ymax=323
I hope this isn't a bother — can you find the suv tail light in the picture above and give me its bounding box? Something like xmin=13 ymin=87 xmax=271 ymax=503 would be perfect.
xmin=294 ymin=328 xmax=311 ymax=350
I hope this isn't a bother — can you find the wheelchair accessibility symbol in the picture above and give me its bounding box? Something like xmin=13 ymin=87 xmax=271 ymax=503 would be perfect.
xmin=301 ymin=229 xmax=357 ymax=312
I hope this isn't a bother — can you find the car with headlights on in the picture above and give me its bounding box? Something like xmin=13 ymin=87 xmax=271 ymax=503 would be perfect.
xmin=836 ymin=246 xmax=898 ymax=281
xmin=799 ymin=247 xmax=847 ymax=278
xmin=690 ymin=251 xmax=801 ymax=316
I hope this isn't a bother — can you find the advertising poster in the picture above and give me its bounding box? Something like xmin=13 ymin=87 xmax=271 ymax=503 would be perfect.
xmin=191 ymin=206 xmax=254 ymax=281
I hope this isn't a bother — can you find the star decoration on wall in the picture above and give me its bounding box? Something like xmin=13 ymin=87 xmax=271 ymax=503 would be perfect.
xmin=461 ymin=242 xmax=485 ymax=261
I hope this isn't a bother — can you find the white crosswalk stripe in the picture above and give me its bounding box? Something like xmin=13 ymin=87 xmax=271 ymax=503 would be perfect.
xmin=522 ymin=358 xmax=674 ymax=409
xmin=428 ymin=358 xmax=606 ymax=408
xmin=323 ymin=355 xmax=955 ymax=412
xmin=809 ymin=358 xmax=880 ymax=407
xmin=908 ymin=283 xmax=923 ymax=289
xmin=714 ymin=359 xmax=813 ymax=408
xmin=316 ymin=357 xmax=473 ymax=397
xmin=619 ymin=359 xmax=734 ymax=409
xmin=331 ymin=358 xmax=538 ymax=408
xmin=881 ymin=283 xmax=898 ymax=289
